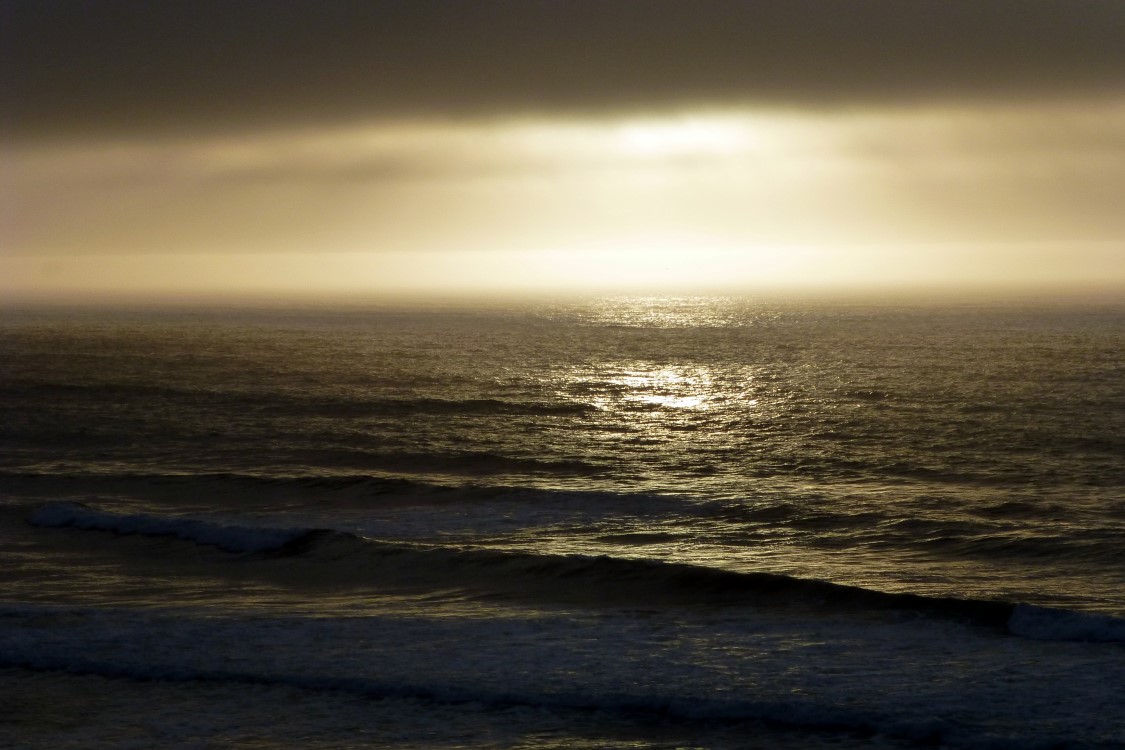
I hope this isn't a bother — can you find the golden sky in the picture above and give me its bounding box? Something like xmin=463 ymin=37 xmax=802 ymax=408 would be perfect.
xmin=4 ymin=1 xmax=1125 ymax=300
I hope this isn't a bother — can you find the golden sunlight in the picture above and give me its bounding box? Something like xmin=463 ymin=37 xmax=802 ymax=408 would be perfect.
xmin=607 ymin=366 xmax=716 ymax=411
xmin=614 ymin=118 xmax=753 ymax=159
xmin=6 ymin=103 xmax=1125 ymax=301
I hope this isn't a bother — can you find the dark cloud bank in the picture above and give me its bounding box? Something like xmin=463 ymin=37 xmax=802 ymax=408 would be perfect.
xmin=5 ymin=0 xmax=1125 ymax=141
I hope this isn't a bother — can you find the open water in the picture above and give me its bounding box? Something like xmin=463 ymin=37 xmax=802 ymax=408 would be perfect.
xmin=1 ymin=296 xmax=1123 ymax=748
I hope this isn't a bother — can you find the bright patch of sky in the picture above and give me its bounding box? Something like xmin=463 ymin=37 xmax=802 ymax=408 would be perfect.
xmin=5 ymin=101 xmax=1124 ymax=299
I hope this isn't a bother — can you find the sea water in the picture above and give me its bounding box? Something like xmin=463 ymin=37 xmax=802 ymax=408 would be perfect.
xmin=1 ymin=296 xmax=1122 ymax=749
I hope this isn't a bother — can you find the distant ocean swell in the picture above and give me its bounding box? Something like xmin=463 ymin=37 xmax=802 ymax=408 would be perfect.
xmin=291 ymin=449 xmax=602 ymax=477
xmin=0 ymin=380 xmax=597 ymax=417
xmin=9 ymin=470 xmax=1125 ymax=570
xmin=11 ymin=469 xmax=1125 ymax=570
xmin=0 ymin=469 xmax=705 ymax=515
xmin=29 ymin=502 xmax=1125 ymax=643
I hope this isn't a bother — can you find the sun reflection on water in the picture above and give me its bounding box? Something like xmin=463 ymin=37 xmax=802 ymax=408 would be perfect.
xmin=580 ymin=295 xmax=754 ymax=328
xmin=529 ymin=296 xmax=790 ymax=500
xmin=613 ymin=368 xmax=713 ymax=411
xmin=632 ymin=393 xmax=706 ymax=409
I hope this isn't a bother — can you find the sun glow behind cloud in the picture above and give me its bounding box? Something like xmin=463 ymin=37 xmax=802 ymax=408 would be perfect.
xmin=4 ymin=103 xmax=1125 ymax=300
xmin=614 ymin=118 xmax=753 ymax=158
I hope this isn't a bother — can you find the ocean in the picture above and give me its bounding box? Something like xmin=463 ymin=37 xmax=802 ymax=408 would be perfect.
xmin=1 ymin=295 xmax=1122 ymax=749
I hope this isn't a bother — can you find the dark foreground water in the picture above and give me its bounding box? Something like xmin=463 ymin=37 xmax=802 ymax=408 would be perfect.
xmin=1 ymin=296 xmax=1123 ymax=749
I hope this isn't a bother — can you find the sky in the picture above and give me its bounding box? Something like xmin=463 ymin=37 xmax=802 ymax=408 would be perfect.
xmin=3 ymin=0 xmax=1125 ymax=301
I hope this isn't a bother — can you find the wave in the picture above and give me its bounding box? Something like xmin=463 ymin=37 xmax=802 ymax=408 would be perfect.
xmin=9 ymin=473 xmax=1120 ymax=570
xmin=2 ymin=470 xmax=636 ymax=508
xmin=0 ymin=379 xmax=597 ymax=418
xmin=1007 ymin=603 xmax=1125 ymax=644
xmin=1 ymin=468 xmax=443 ymax=498
xmin=318 ymin=396 xmax=598 ymax=418
xmin=293 ymin=448 xmax=602 ymax=477
xmin=29 ymin=502 xmax=1125 ymax=643
xmin=915 ymin=531 xmax=1125 ymax=562
xmin=2 ymin=444 xmax=601 ymax=480
xmin=29 ymin=501 xmax=311 ymax=553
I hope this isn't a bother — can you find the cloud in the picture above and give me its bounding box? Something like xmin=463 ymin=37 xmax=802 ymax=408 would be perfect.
xmin=9 ymin=102 xmax=1125 ymax=263
xmin=5 ymin=0 xmax=1125 ymax=141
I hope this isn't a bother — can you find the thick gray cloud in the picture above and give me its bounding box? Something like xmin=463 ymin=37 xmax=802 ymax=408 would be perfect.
xmin=5 ymin=0 xmax=1125 ymax=141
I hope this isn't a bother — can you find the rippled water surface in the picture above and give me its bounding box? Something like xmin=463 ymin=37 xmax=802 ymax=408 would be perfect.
xmin=1 ymin=297 xmax=1123 ymax=748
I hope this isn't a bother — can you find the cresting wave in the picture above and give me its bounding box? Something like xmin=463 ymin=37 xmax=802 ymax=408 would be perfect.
xmin=29 ymin=502 xmax=1125 ymax=643
xmin=28 ymin=501 xmax=310 ymax=554
xmin=10 ymin=472 xmax=1123 ymax=573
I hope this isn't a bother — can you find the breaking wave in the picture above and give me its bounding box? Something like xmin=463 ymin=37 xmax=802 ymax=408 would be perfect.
xmin=30 ymin=502 xmax=1125 ymax=643
xmin=28 ymin=501 xmax=311 ymax=554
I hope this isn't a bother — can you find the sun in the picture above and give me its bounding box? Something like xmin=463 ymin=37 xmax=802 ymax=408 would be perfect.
xmin=614 ymin=117 xmax=752 ymax=159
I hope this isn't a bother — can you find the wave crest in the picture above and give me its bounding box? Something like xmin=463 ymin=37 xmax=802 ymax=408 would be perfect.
xmin=29 ymin=501 xmax=312 ymax=554
xmin=1007 ymin=603 xmax=1125 ymax=643
xmin=30 ymin=502 xmax=1125 ymax=643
